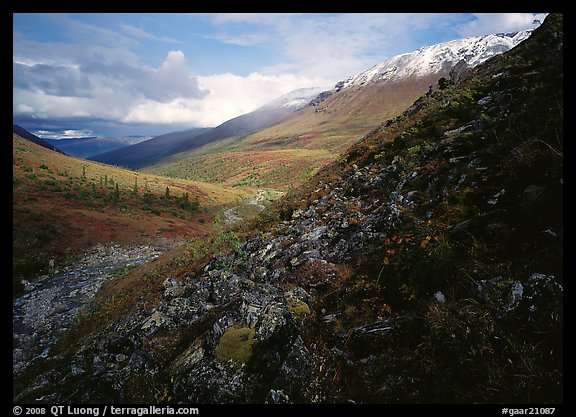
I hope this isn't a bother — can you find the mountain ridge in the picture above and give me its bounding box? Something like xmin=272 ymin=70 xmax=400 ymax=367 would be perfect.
xmin=90 ymin=89 xmax=323 ymax=169
xmin=147 ymin=30 xmax=533 ymax=190
xmin=89 ymin=127 xmax=211 ymax=168
xmin=13 ymin=124 xmax=65 ymax=154
xmin=338 ymin=31 xmax=531 ymax=89
xmin=92 ymin=32 xmax=529 ymax=175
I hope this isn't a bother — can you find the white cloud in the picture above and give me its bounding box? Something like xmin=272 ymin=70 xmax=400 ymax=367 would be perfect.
xmin=15 ymin=13 xmax=549 ymax=132
xmin=16 ymin=104 xmax=34 ymax=113
xmin=196 ymin=72 xmax=329 ymax=123
xmin=122 ymin=99 xmax=201 ymax=125
xmin=34 ymin=129 xmax=95 ymax=139
xmin=456 ymin=13 xmax=548 ymax=37
xmin=123 ymin=71 xmax=330 ymax=126
xmin=141 ymin=50 xmax=207 ymax=102
xmin=15 ymin=40 xmax=328 ymax=128
xmin=14 ymin=49 xmax=207 ymax=123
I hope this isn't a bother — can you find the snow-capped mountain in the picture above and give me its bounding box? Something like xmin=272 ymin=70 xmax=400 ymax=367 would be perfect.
xmin=260 ymin=87 xmax=326 ymax=111
xmin=339 ymin=31 xmax=531 ymax=89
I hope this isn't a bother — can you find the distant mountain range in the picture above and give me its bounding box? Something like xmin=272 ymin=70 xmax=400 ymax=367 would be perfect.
xmin=90 ymin=88 xmax=324 ymax=169
xmin=88 ymin=127 xmax=210 ymax=168
xmin=94 ymin=31 xmax=530 ymax=174
xmin=45 ymin=136 xmax=152 ymax=159
xmin=141 ymin=30 xmax=532 ymax=188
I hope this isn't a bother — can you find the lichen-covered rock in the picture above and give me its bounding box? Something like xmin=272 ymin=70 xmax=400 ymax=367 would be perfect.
xmin=163 ymin=277 xmax=185 ymax=299
xmin=215 ymin=326 xmax=256 ymax=365
xmin=287 ymin=299 xmax=311 ymax=318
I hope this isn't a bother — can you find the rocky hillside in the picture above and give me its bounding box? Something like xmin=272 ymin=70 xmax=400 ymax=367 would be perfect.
xmin=13 ymin=14 xmax=562 ymax=404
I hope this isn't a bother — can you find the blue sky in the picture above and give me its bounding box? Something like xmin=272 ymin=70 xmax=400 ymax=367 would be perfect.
xmin=13 ymin=13 xmax=546 ymax=138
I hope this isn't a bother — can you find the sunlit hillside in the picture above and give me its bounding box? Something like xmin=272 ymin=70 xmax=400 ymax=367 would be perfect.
xmin=13 ymin=134 xmax=249 ymax=284
xmin=145 ymin=77 xmax=440 ymax=191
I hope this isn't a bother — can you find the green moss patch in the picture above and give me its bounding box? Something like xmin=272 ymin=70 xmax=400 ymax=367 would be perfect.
xmin=215 ymin=326 xmax=255 ymax=365
xmin=287 ymin=299 xmax=311 ymax=317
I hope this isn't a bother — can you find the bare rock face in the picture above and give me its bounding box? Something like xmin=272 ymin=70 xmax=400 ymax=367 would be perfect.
xmin=473 ymin=273 xmax=563 ymax=322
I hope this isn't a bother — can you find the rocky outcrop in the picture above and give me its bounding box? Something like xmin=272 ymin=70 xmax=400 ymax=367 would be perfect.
xmin=16 ymin=149 xmax=420 ymax=402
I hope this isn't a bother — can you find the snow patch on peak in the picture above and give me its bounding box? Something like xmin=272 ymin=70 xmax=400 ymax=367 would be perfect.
xmin=260 ymin=87 xmax=327 ymax=111
xmin=340 ymin=31 xmax=532 ymax=89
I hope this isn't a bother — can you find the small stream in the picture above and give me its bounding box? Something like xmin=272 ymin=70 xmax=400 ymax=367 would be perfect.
xmin=12 ymin=243 xmax=170 ymax=378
